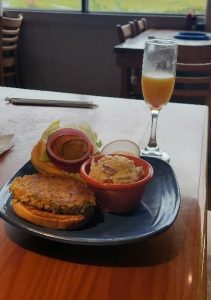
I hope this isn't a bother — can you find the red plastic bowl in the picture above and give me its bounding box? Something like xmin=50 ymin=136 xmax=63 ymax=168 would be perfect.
xmin=80 ymin=154 xmax=153 ymax=213
xmin=46 ymin=128 xmax=93 ymax=172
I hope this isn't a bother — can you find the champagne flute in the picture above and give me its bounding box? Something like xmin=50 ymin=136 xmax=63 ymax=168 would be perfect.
xmin=141 ymin=38 xmax=178 ymax=162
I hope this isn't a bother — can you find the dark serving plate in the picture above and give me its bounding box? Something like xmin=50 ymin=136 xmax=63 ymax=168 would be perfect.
xmin=0 ymin=157 xmax=181 ymax=246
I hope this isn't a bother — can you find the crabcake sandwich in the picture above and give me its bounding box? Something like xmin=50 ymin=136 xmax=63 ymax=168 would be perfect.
xmin=10 ymin=173 xmax=96 ymax=230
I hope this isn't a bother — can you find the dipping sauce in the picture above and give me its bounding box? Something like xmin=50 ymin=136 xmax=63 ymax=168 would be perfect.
xmin=89 ymin=155 xmax=144 ymax=184
xmin=46 ymin=128 xmax=93 ymax=172
xmin=51 ymin=135 xmax=88 ymax=160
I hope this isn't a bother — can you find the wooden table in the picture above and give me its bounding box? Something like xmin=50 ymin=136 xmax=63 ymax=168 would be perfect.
xmin=114 ymin=28 xmax=211 ymax=98
xmin=0 ymin=87 xmax=208 ymax=300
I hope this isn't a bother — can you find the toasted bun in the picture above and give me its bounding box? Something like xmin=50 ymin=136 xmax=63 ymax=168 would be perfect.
xmin=12 ymin=199 xmax=93 ymax=230
xmin=31 ymin=139 xmax=70 ymax=176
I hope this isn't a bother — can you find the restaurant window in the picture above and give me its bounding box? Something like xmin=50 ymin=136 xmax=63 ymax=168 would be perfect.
xmin=89 ymin=0 xmax=206 ymax=14
xmin=3 ymin=0 xmax=81 ymax=10
xmin=2 ymin=0 xmax=207 ymax=14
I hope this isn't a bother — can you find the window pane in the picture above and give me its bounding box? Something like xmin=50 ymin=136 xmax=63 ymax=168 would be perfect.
xmin=89 ymin=0 xmax=206 ymax=14
xmin=3 ymin=0 xmax=81 ymax=10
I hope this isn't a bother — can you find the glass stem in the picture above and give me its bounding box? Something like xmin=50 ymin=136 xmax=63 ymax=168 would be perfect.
xmin=147 ymin=109 xmax=159 ymax=149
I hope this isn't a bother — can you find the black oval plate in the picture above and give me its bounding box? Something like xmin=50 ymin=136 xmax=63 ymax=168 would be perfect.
xmin=0 ymin=157 xmax=180 ymax=245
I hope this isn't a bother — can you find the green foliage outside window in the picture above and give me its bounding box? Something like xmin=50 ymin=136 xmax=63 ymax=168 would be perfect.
xmin=89 ymin=0 xmax=205 ymax=14
xmin=3 ymin=0 xmax=206 ymax=14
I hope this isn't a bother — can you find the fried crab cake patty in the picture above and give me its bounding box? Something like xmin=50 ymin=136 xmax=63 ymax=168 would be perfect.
xmin=10 ymin=174 xmax=96 ymax=215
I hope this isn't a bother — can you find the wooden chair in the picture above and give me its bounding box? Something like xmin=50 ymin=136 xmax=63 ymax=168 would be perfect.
xmin=133 ymin=18 xmax=147 ymax=35
xmin=1 ymin=14 xmax=23 ymax=87
xmin=173 ymin=62 xmax=211 ymax=105
xmin=116 ymin=22 xmax=136 ymax=44
xmin=172 ymin=62 xmax=211 ymax=157
xmin=116 ymin=21 xmax=146 ymax=98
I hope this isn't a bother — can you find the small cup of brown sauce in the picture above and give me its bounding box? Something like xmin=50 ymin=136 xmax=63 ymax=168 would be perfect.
xmin=46 ymin=128 xmax=93 ymax=172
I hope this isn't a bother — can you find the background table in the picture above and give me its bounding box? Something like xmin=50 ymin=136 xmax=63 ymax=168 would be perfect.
xmin=0 ymin=87 xmax=208 ymax=300
xmin=114 ymin=28 xmax=211 ymax=98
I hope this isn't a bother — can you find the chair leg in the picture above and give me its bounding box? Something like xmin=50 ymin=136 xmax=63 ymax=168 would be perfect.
xmin=121 ymin=67 xmax=131 ymax=98
xmin=15 ymin=51 xmax=21 ymax=87
xmin=0 ymin=61 xmax=4 ymax=86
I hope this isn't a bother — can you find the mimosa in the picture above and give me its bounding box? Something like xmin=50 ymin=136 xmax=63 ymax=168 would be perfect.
xmin=141 ymin=38 xmax=178 ymax=162
xmin=142 ymin=72 xmax=175 ymax=109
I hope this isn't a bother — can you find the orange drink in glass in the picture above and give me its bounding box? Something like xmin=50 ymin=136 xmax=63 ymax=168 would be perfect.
xmin=141 ymin=39 xmax=178 ymax=162
xmin=142 ymin=72 xmax=175 ymax=110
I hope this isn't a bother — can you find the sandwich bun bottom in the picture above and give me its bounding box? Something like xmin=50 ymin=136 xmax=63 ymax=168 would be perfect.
xmin=12 ymin=199 xmax=93 ymax=230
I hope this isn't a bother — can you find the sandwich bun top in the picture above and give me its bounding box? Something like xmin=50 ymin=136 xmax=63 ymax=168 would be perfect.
xmin=31 ymin=139 xmax=74 ymax=176
xmin=31 ymin=121 xmax=101 ymax=177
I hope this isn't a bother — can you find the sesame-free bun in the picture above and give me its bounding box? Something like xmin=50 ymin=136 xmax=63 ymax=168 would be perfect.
xmin=10 ymin=174 xmax=96 ymax=230
xmin=31 ymin=139 xmax=70 ymax=176
xmin=12 ymin=199 xmax=93 ymax=230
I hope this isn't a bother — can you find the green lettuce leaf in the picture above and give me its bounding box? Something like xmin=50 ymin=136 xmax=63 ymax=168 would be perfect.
xmin=39 ymin=121 xmax=101 ymax=162
xmin=64 ymin=121 xmax=102 ymax=153
xmin=41 ymin=120 xmax=60 ymax=141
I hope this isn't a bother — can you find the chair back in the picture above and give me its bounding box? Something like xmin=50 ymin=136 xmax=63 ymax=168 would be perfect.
xmin=116 ymin=20 xmax=147 ymax=98
xmin=1 ymin=14 xmax=23 ymax=86
xmin=178 ymin=45 xmax=211 ymax=64
xmin=173 ymin=62 xmax=211 ymax=106
xmin=116 ymin=22 xmax=136 ymax=43
xmin=133 ymin=18 xmax=147 ymax=35
xmin=173 ymin=62 xmax=211 ymax=157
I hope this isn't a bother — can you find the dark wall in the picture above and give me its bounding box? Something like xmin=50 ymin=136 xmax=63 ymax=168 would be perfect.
xmin=5 ymin=11 xmax=186 ymax=97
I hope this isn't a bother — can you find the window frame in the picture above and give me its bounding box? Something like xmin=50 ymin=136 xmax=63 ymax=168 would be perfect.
xmin=3 ymin=0 xmax=207 ymax=16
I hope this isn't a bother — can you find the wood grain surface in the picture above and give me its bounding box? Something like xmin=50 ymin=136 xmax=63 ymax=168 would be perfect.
xmin=0 ymin=87 xmax=208 ymax=300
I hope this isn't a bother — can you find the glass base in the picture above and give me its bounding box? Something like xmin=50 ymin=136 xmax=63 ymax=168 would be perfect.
xmin=141 ymin=146 xmax=170 ymax=163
